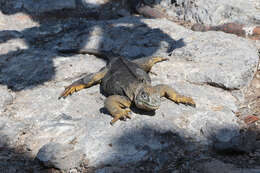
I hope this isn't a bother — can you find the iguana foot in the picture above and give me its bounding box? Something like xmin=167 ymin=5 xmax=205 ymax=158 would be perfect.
xmin=110 ymin=108 xmax=131 ymax=125
xmin=155 ymin=84 xmax=196 ymax=107
xmin=177 ymin=96 xmax=196 ymax=107
xmin=152 ymin=56 xmax=169 ymax=63
xmin=104 ymin=95 xmax=132 ymax=125
xmin=59 ymin=84 xmax=86 ymax=99
xmin=59 ymin=67 xmax=108 ymax=99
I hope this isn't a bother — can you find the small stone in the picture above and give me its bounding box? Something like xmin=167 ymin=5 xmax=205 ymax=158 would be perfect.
xmin=244 ymin=115 xmax=259 ymax=125
xmin=213 ymin=128 xmax=257 ymax=153
xmin=36 ymin=142 xmax=85 ymax=171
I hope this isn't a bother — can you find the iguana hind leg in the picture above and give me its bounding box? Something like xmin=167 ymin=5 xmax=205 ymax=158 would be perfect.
xmin=104 ymin=95 xmax=132 ymax=125
xmin=133 ymin=56 xmax=169 ymax=72
xmin=154 ymin=84 xmax=196 ymax=107
xmin=59 ymin=67 xmax=108 ymax=99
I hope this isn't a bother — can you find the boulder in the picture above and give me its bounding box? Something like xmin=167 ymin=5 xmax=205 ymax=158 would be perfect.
xmin=36 ymin=142 xmax=85 ymax=171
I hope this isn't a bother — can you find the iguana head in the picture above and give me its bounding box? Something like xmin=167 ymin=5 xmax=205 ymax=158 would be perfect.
xmin=134 ymin=85 xmax=161 ymax=111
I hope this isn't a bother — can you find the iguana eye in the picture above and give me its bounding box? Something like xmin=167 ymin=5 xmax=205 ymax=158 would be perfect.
xmin=141 ymin=91 xmax=148 ymax=100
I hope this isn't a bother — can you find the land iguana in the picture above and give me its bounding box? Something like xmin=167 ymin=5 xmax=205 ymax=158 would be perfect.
xmin=59 ymin=49 xmax=196 ymax=125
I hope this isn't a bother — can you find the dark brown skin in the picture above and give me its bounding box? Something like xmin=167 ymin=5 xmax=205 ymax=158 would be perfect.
xmin=59 ymin=49 xmax=196 ymax=125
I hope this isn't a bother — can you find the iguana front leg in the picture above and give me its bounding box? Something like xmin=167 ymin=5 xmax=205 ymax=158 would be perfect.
xmin=59 ymin=67 xmax=108 ymax=99
xmin=154 ymin=84 xmax=196 ymax=107
xmin=104 ymin=95 xmax=132 ymax=125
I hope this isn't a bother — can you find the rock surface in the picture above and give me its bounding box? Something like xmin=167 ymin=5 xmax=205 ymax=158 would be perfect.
xmin=195 ymin=159 xmax=260 ymax=173
xmin=1 ymin=0 xmax=260 ymax=26
xmin=36 ymin=142 xmax=85 ymax=170
xmin=0 ymin=86 xmax=13 ymax=115
xmin=0 ymin=1 xmax=260 ymax=171
xmin=23 ymin=0 xmax=76 ymax=13
xmin=156 ymin=0 xmax=260 ymax=25
xmin=0 ymin=0 xmax=126 ymax=21
xmin=0 ymin=0 xmax=76 ymax=14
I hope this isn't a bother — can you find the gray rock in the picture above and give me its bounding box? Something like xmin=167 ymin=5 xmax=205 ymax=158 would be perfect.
xmin=96 ymin=167 xmax=134 ymax=173
xmin=0 ymin=49 xmax=56 ymax=91
xmin=52 ymin=17 xmax=258 ymax=91
xmin=0 ymin=36 xmax=27 ymax=55
xmin=0 ymin=117 xmax=25 ymax=147
xmin=196 ymin=159 xmax=235 ymax=173
xmin=0 ymin=86 xmax=13 ymax=114
xmin=0 ymin=0 xmax=124 ymax=21
xmin=0 ymin=16 xmax=259 ymax=170
xmin=195 ymin=159 xmax=260 ymax=173
xmin=36 ymin=142 xmax=85 ymax=170
xmin=212 ymin=127 xmax=257 ymax=153
xmin=0 ymin=11 xmax=38 ymax=31
xmin=201 ymin=119 xmax=240 ymax=142
xmin=80 ymin=0 xmax=110 ymax=9
xmin=163 ymin=32 xmax=258 ymax=90
xmin=23 ymin=0 xmax=76 ymax=13
xmin=157 ymin=0 xmax=260 ymax=25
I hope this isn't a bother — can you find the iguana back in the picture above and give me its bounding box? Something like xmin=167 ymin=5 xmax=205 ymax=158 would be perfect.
xmin=101 ymin=57 xmax=151 ymax=100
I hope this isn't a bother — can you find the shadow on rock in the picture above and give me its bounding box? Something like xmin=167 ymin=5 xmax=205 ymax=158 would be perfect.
xmin=0 ymin=0 xmax=183 ymax=91
xmin=92 ymin=124 xmax=260 ymax=172
xmin=0 ymin=141 xmax=60 ymax=173
xmin=1 ymin=119 xmax=259 ymax=172
xmin=130 ymin=105 xmax=157 ymax=116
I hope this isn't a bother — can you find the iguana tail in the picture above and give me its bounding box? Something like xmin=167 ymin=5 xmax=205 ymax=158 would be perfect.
xmin=57 ymin=48 xmax=117 ymax=61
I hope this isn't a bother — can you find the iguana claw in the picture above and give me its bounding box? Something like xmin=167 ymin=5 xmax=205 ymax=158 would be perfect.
xmin=58 ymin=84 xmax=85 ymax=99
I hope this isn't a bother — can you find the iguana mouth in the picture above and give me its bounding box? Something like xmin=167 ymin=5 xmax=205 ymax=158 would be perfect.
xmin=142 ymin=102 xmax=160 ymax=110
